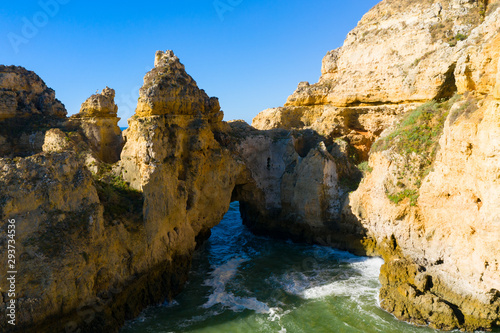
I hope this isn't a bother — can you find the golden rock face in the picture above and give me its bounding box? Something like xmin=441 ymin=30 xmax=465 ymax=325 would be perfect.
xmin=0 ymin=52 xmax=243 ymax=332
xmin=0 ymin=65 xmax=66 ymax=120
xmin=77 ymin=86 xmax=118 ymax=117
xmin=135 ymin=50 xmax=221 ymax=121
xmin=2 ymin=1 xmax=500 ymax=330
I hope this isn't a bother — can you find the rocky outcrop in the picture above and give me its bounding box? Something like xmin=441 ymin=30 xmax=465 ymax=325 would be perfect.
xmin=119 ymin=50 xmax=244 ymax=276
xmin=253 ymin=0 xmax=499 ymax=162
xmin=345 ymin=95 xmax=500 ymax=330
xmin=134 ymin=50 xmax=222 ymax=123
xmin=0 ymin=52 xmax=243 ymax=333
xmin=0 ymin=66 xmax=67 ymax=157
xmin=496 ymin=56 xmax=500 ymax=98
xmin=70 ymin=87 xmax=123 ymax=163
xmin=339 ymin=4 xmax=500 ymax=330
xmin=227 ymin=122 xmax=368 ymax=250
xmin=0 ymin=66 xmax=66 ymax=120
xmin=286 ymin=0 xmax=489 ymax=107
xmin=2 ymin=1 xmax=500 ymax=331
xmin=252 ymin=103 xmax=418 ymax=161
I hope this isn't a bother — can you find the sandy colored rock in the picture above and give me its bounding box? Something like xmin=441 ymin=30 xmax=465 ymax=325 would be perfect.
xmin=0 ymin=66 xmax=68 ymax=157
xmin=226 ymin=122 xmax=363 ymax=249
xmin=345 ymin=96 xmax=500 ymax=330
xmin=286 ymin=0 xmax=490 ymax=107
xmin=0 ymin=52 xmax=241 ymax=332
xmin=70 ymin=87 xmax=123 ymax=163
xmin=250 ymin=1 xmax=500 ymax=330
xmin=495 ymin=56 xmax=500 ymax=99
xmin=135 ymin=50 xmax=222 ymax=124
xmin=77 ymin=86 xmax=118 ymax=117
xmin=42 ymin=128 xmax=72 ymax=152
xmin=0 ymin=65 xmax=66 ymax=120
xmin=2 ymin=1 xmax=500 ymax=331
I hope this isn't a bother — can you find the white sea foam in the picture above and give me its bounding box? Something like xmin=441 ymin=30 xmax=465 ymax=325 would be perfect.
xmin=276 ymin=257 xmax=384 ymax=301
xmin=267 ymin=307 xmax=290 ymax=333
xmin=202 ymin=257 xmax=271 ymax=314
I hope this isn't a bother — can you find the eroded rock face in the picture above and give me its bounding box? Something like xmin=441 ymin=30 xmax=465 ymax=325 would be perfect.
xmin=228 ymin=122 xmax=364 ymax=251
xmin=135 ymin=50 xmax=222 ymax=123
xmin=286 ymin=0 xmax=488 ymax=107
xmin=2 ymin=1 xmax=500 ymax=331
xmin=0 ymin=66 xmax=67 ymax=157
xmin=0 ymin=152 xmax=106 ymax=332
xmin=346 ymin=96 xmax=500 ymax=330
xmin=253 ymin=0 xmax=500 ymax=163
xmin=495 ymin=51 xmax=500 ymax=99
xmin=340 ymin=9 xmax=500 ymax=328
xmin=0 ymin=66 xmax=66 ymax=120
xmin=70 ymin=87 xmax=123 ymax=163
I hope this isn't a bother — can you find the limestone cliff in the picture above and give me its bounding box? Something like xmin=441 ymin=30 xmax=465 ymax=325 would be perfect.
xmin=227 ymin=122 xmax=366 ymax=249
xmin=253 ymin=0 xmax=499 ymax=161
xmin=2 ymin=0 xmax=500 ymax=331
xmin=119 ymin=50 xmax=244 ymax=276
xmin=343 ymin=3 xmax=500 ymax=330
xmin=250 ymin=0 xmax=500 ymax=330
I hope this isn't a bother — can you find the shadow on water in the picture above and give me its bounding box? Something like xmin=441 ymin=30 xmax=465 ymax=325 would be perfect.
xmin=120 ymin=202 xmax=452 ymax=333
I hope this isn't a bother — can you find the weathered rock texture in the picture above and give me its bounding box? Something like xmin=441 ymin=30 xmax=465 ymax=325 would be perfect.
xmin=0 ymin=66 xmax=67 ymax=157
xmin=0 ymin=66 xmax=66 ymax=120
xmin=226 ymin=122 xmax=367 ymax=250
xmin=0 ymin=51 xmax=260 ymax=333
xmin=253 ymin=0 xmax=499 ymax=162
xmin=250 ymin=0 xmax=500 ymax=331
xmin=70 ymin=87 xmax=123 ymax=163
xmin=119 ymin=50 xmax=244 ymax=282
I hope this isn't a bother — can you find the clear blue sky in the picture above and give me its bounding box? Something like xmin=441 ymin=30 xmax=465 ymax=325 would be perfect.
xmin=1 ymin=0 xmax=379 ymax=126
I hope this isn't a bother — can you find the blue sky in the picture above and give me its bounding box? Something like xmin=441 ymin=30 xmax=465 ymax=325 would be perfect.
xmin=1 ymin=0 xmax=379 ymax=126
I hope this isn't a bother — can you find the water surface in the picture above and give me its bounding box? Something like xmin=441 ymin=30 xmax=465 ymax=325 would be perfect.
xmin=121 ymin=202 xmax=456 ymax=333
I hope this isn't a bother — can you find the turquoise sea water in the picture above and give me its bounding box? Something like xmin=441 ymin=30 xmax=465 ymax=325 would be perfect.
xmin=120 ymin=202 xmax=488 ymax=333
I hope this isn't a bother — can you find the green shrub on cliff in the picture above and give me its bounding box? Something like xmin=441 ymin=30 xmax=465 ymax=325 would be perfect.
xmin=372 ymin=95 xmax=461 ymax=206
xmin=388 ymin=189 xmax=419 ymax=206
xmin=93 ymin=163 xmax=143 ymax=225
xmin=357 ymin=161 xmax=373 ymax=174
xmin=373 ymin=95 xmax=459 ymax=158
